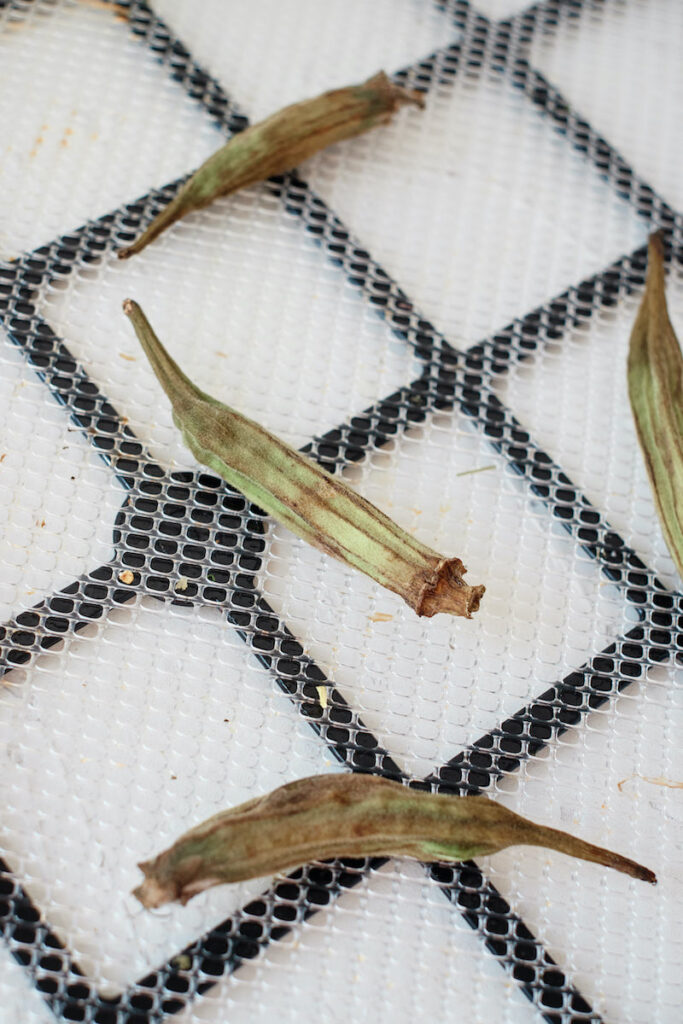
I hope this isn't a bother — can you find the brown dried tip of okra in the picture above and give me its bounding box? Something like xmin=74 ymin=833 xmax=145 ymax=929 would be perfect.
xmin=118 ymin=71 xmax=424 ymax=259
xmin=627 ymin=231 xmax=683 ymax=580
xmin=133 ymin=773 xmax=656 ymax=908
xmin=123 ymin=300 xmax=484 ymax=619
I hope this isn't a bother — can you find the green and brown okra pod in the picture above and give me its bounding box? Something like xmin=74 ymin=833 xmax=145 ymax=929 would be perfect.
xmin=627 ymin=231 xmax=683 ymax=580
xmin=134 ymin=773 xmax=655 ymax=908
xmin=123 ymin=300 xmax=485 ymax=618
xmin=118 ymin=71 xmax=425 ymax=258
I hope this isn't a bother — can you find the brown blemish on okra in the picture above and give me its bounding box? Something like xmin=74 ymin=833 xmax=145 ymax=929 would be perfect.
xmin=133 ymin=773 xmax=656 ymax=908
xmin=118 ymin=71 xmax=424 ymax=259
xmin=122 ymin=300 xmax=484 ymax=619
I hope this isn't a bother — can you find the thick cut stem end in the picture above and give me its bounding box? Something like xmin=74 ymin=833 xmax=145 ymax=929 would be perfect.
xmin=416 ymin=558 xmax=485 ymax=619
xmin=387 ymin=80 xmax=425 ymax=111
xmin=133 ymin=856 xmax=218 ymax=907
xmin=133 ymin=862 xmax=178 ymax=909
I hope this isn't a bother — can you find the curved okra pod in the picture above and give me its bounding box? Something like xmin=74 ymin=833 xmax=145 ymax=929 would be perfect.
xmin=627 ymin=231 xmax=683 ymax=580
xmin=118 ymin=71 xmax=424 ymax=259
xmin=133 ymin=773 xmax=656 ymax=908
xmin=123 ymin=300 xmax=485 ymax=618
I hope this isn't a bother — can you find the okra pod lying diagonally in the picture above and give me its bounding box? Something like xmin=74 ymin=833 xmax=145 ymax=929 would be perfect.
xmin=133 ymin=773 xmax=655 ymax=908
xmin=123 ymin=300 xmax=485 ymax=618
xmin=118 ymin=71 xmax=424 ymax=259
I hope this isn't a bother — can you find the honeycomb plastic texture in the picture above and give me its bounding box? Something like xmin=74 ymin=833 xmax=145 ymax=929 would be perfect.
xmin=0 ymin=1 xmax=681 ymax=1023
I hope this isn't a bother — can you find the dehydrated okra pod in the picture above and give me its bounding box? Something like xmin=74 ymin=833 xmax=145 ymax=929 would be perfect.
xmin=627 ymin=231 xmax=683 ymax=580
xmin=118 ymin=71 xmax=424 ymax=259
xmin=123 ymin=300 xmax=485 ymax=618
xmin=133 ymin=773 xmax=656 ymax=908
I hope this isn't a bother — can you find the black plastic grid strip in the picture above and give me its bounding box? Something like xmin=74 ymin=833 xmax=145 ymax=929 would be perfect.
xmin=0 ymin=0 xmax=679 ymax=1019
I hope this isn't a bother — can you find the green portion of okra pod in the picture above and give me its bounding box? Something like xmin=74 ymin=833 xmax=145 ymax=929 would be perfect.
xmin=627 ymin=232 xmax=683 ymax=581
xmin=123 ymin=300 xmax=484 ymax=618
xmin=133 ymin=773 xmax=656 ymax=908
xmin=118 ymin=71 xmax=424 ymax=259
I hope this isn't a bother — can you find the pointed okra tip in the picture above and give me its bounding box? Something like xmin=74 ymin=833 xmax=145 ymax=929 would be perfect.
xmin=648 ymin=228 xmax=666 ymax=258
xmin=118 ymin=236 xmax=152 ymax=260
xmin=122 ymin=298 xmax=151 ymax=351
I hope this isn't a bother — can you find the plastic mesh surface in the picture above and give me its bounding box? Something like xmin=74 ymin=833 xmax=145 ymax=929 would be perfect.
xmin=0 ymin=1 xmax=682 ymax=1023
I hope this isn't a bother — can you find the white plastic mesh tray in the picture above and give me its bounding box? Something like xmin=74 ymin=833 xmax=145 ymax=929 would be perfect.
xmin=0 ymin=1 xmax=682 ymax=1023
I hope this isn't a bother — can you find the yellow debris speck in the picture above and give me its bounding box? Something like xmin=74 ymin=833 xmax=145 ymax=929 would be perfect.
xmin=119 ymin=352 xmax=136 ymax=361
xmin=171 ymin=954 xmax=192 ymax=971
xmin=175 ymin=576 xmax=189 ymax=592
xmin=369 ymin=612 xmax=393 ymax=623
xmin=317 ymin=685 xmax=327 ymax=709
xmin=118 ymin=570 xmax=134 ymax=585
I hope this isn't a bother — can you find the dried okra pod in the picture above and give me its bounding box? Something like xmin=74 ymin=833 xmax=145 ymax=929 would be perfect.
xmin=627 ymin=231 xmax=683 ymax=580
xmin=118 ymin=71 xmax=424 ymax=259
xmin=123 ymin=300 xmax=485 ymax=618
xmin=133 ymin=773 xmax=655 ymax=908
